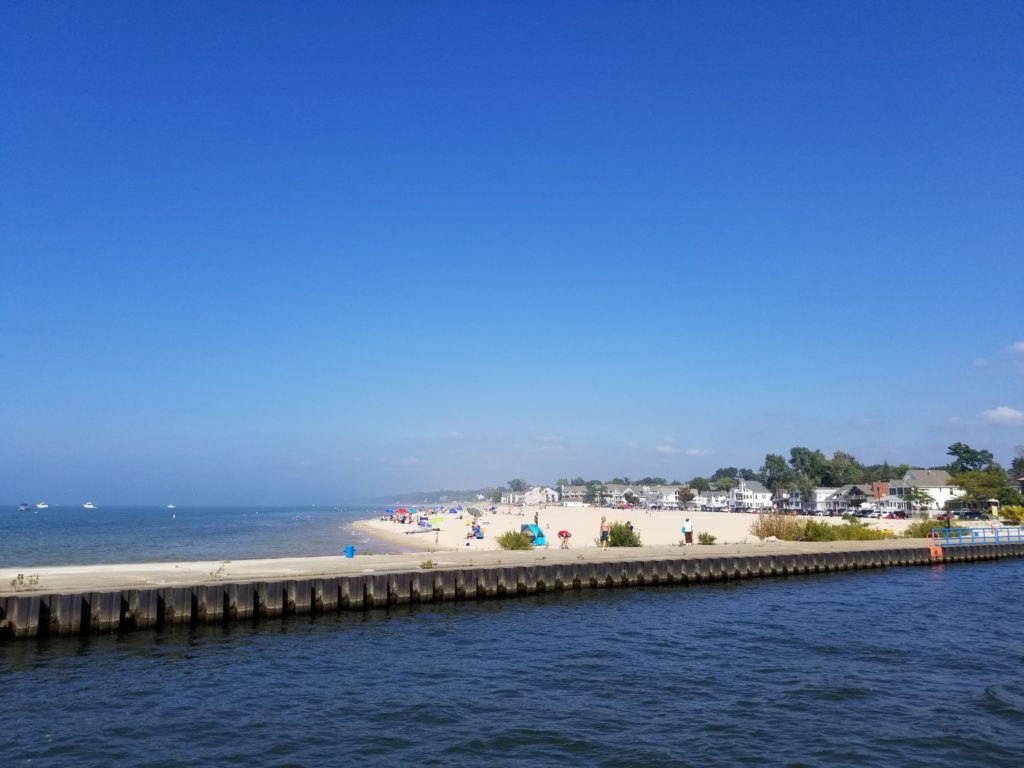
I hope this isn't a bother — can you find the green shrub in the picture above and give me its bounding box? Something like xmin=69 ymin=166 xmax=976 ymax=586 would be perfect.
xmin=608 ymin=521 xmax=642 ymax=547
xmin=750 ymin=511 xmax=807 ymax=541
xmin=834 ymin=523 xmax=891 ymax=540
xmin=801 ymin=519 xmax=839 ymax=542
xmin=902 ymin=518 xmax=962 ymax=538
xmin=496 ymin=530 xmax=535 ymax=550
xmin=1000 ymin=506 xmax=1024 ymax=525
xmin=697 ymin=531 xmax=716 ymax=545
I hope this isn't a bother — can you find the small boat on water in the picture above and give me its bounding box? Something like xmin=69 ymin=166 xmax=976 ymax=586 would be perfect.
xmin=83 ymin=501 xmax=96 ymax=509
xmin=167 ymin=504 xmax=176 ymax=509
xmin=35 ymin=502 xmax=49 ymax=509
xmin=18 ymin=503 xmax=30 ymax=512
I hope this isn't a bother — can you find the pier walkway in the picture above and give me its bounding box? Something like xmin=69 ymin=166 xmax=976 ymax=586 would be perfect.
xmin=3 ymin=539 xmax=1023 ymax=640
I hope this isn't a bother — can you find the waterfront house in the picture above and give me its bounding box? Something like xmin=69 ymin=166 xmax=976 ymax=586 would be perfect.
xmin=889 ymin=469 xmax=964 ymax=511
xmin=698 ymin=489 xmax=730 ymax=510
xmin=560 ymin=485 xmax=588 ymax=505
xmin=523 ymin=486 xmax=559 ymax=505
xmin=729 ymin=479 xmax=772 ymax=511
xmin=647 ymin=485 xmax=685 ymax=510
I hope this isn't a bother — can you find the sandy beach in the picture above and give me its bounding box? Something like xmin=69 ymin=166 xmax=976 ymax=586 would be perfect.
xmin=354 ymin=503 xmax=918 ymax=553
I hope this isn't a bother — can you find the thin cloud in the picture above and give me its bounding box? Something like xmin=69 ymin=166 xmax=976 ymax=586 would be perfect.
xmin=972 ymin=358 xmax=989 ymax=368
xmin=686 ymin=448 xmax=711 ymax=456
xmin=1009 ymin=341 xmax=1024 ymax=355
xmin=656 ymin=444 xmax=681 ymax=454
xmin=980 ymin=406 xmax=1024 ymax=425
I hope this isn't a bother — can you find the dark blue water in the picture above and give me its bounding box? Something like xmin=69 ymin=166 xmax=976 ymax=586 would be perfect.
xmin=0 ymin=506 xmax=402 ymax=567
xmin=3 ymin=560 xmax=1023 ymax=767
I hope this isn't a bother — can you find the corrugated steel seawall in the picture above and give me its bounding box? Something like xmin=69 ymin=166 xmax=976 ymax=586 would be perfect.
xmin=2 ymin=543 xmax=1022 ymax=641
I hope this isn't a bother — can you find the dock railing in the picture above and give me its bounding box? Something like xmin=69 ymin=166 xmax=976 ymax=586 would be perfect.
xmin=930 ymin=526 xmax=1024 ymax=546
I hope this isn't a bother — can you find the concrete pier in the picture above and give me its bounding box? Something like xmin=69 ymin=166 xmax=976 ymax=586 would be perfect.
xmin=3 ymin=540 xmax=1023 ymax=641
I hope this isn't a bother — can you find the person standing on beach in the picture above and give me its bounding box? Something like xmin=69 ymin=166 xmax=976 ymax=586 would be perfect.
xmin=599 ymin=516 xmax=610 ymax=549
xmin=683 ymin=518 xmax=694 ymax=546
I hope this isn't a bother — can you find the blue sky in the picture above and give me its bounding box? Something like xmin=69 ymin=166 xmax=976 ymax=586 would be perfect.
xmin=2 ymin=1 xmax=1022 ymax=504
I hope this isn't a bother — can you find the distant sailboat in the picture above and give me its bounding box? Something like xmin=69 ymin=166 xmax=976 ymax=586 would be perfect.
xmin=35 ymin=502 xmax=49 ymax=509
xmin=83 ymin=501 xmax=96 ymax=509
xmin=167 ymin=504 xmax=176 ymax=509
xmin=18 ymin=503 xmax=30 ymax=512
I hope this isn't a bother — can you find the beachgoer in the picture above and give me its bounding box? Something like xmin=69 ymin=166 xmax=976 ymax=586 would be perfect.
xmin=626 ymin=520 xmax=634 ymax=534
xmin=558 ymin=530 xmax=572 ymax=549
xmin=600 ymin=516 xmax=610 ymax=549
xmin=683 ymin=518 xmax=694 ymax=546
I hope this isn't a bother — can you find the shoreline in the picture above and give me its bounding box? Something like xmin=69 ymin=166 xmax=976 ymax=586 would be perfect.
xmin=351 ymin=503 xmax=919 ymax=554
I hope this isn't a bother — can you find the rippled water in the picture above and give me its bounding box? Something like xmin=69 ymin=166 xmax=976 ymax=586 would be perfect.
xmin=0 ymin=505 xmax=399 ymax=566
xmin=3 ymin=560 xmax=1023 ymax=766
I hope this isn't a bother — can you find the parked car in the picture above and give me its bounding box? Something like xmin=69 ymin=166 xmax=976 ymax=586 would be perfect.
xmin=955 ymin=511 xmax=986 ymax=521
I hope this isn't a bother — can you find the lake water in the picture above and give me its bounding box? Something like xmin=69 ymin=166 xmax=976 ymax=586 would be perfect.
xmin=0 ymin=505 xmax=405 ymax=567
xmin=2 ymin=558 xmax=1022 ymax=766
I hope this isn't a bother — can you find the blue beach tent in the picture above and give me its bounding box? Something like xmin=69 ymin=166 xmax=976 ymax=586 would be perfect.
xmin=520 ymin=524 xmax=547 ymax=547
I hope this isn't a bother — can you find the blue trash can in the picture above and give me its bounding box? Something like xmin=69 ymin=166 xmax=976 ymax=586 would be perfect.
xmin=344 ymin=545 xmax=355 ymax=558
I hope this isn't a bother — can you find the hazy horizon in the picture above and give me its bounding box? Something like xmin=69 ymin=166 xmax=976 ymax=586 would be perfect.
xmin=3 ymin=2 xmax=1021 ymax=506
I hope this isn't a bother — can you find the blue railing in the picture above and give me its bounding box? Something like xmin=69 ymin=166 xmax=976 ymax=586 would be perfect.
xmin=930 ymin=527 xmax=1024 ymax=546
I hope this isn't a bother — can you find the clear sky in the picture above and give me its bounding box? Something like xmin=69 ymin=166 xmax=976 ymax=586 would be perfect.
xmin=2 ymin=1 xmax=1022 ymax=504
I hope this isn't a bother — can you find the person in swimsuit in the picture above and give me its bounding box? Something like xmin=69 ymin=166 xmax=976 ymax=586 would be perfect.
xmin=600 ymin=516 xmax=610 ymax=549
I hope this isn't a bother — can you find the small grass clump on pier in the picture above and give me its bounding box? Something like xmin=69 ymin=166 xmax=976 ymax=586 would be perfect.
xmin=496 ymin=531 xmax=534 ymax=550
xmin=697 ymin=532 xmax=717 ymax=545
xmin=608 ymin=521 xmax=642 ymax=547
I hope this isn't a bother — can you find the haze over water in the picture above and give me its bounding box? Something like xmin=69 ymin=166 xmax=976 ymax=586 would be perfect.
xmin=2 ymin=560 xmax=1022 ymax=767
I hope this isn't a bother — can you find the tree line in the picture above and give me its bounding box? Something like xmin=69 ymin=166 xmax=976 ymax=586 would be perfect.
xmin=527 ymin=442 xmax=1024 ymax=509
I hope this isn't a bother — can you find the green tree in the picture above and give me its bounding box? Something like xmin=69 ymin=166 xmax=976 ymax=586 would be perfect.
xmin=760 ymin=453 xmax=795 ymax=491
xmin=947 ymin=442 xmax=995 ymax=474
xmin=1009 ymin=446 xmax=1024 ymax=480
xmin=789 ymin=447 xmax=829 ymax=485
xmin=902 ymin=487 xmax=935 ymax=511
xmin=951 ymin=468 xmax=1014 ymax=506
xmin=823 ymin=450 xmax=865 ymax=486
xmin=712 ymin=476 xmax=736 ymax=492
xmin=689 ymin=477 xmax=711 ymax=493
xmin=676 ymin=486 xmax=695 ymax=504
xmin=507 ymin=478 xmax=529 ymax=493
xmin=570 ymin=477 xmax=586 ymax=486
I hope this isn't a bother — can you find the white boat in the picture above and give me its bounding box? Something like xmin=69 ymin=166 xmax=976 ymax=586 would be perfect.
xmin=83 ymin=501 xmax=96 ymax=509
xmin=35 ymin=502 xmax=49 ymax=509
xmin=167 ymin=504 xmax=176 ymax=509
xmin=18 ymin=503 xmax=30 ymax=512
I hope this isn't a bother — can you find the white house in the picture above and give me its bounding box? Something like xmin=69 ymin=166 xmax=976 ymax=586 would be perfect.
xmin=560 ymin=485 xmax=587 ymax=503
xmin=698 ymin=489 xmax=730 ymax=510
xmin=523 ymin=486 xmax=559 ymax=505
xmin=647 ymin=485 xmax=684 ymax=510
xmin=729 ymin=479 xmax=772 ymax=511
xmin=890 ymin=469 xmax=964 ymax=511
